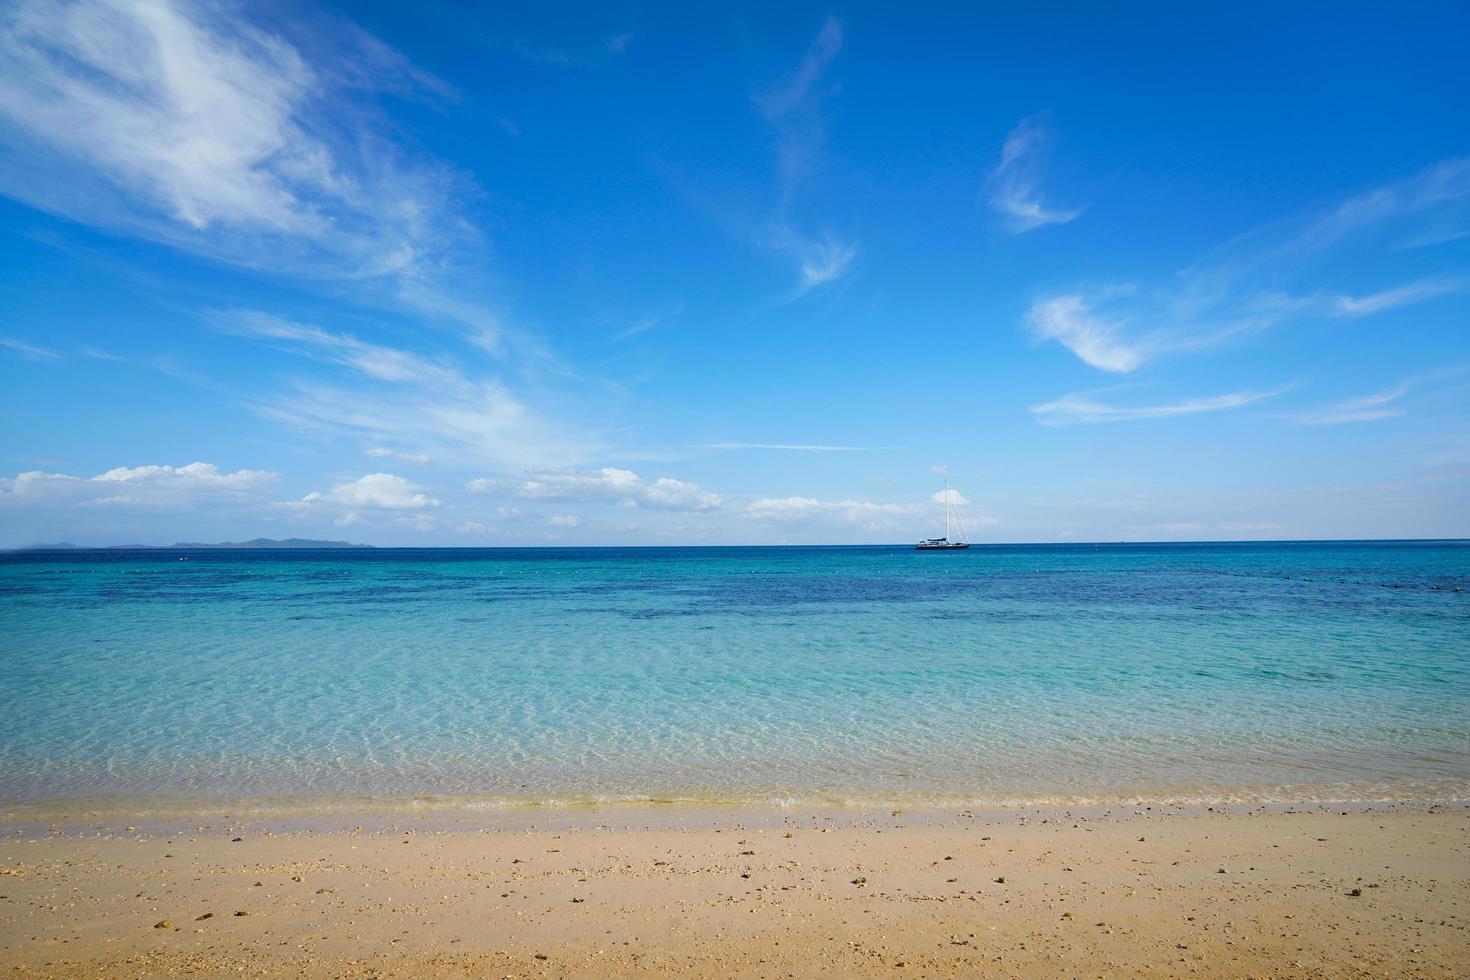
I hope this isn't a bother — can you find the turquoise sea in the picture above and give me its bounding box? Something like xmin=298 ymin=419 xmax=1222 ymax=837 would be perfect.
xmin=1 ymin=542 xmax=1467 ymax=812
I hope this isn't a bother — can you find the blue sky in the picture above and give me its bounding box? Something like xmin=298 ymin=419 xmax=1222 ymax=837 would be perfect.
xmin=1 ymin=1 xmax=1467 ymax=546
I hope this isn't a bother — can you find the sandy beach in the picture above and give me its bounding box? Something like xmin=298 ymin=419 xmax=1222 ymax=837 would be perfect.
xmin=2 ymin=802 xmax=1466 ymax=977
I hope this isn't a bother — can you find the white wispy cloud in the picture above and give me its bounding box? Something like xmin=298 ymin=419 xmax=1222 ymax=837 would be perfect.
xmin=1250 ymin=276 xmax=1469 ymax=321
xmin=752 ymin=16 xmax=843 ymax=132
xmin=0 ymin=461 xmax=277 ymax=507
xmin=0 ymin=0 xmax=580 ymax=479
xmin=2 ymin=0 xmax=318 ymax=234
xmin=469 ymin=467 xmax=722 ymax=512
xmin=1026 ymin=295 xmax=1145 ymax=373
xmin=1278 ymin=374 xmax=1442 ymax=426
xmin=1280 ymin=155 xmax=1470 ymax=257
xmin=0 ymin=0 xmax=497 ymax=338
xmin=608 ymin=300 xmax=685 ymax=343
xmin=753 ymin=17 xmax=856 ymax=293
xmin=986 ymin=115 xmax=1083 ymax=234
xmin=1299 ymin=384 xmax=1410 ymax=424
xmin=515 ymin=29 xmax=634 ymax=68
xmin=514 ymin=43 xmax=585 ymax=66
xmin=776 ymin=229 xmax=858 ymax=292
xmin=704 ymin=443 xmax=899 ymax=452
xmin=1025 ymin=159 xmax=1470 ymax=373
xmin=0 ymin=336 xmax=59 ymax=359
xmin=1326 ymin=277 xmax=1467 ymax=316
xmin=365 ymin=447 xmax=431 ymax=464
xmin=547 ymin=514 xmax=583 ymax=528
xmin=614 ymin=317 xmax=662 ymax=342
xmin=1031 ymin=388 xmax=1285 ymax=425
xmin=263 ymin=380 xmax=581 ymax=473
xmin=218 ymin=309 xmax=591 ymax=471
xmin=1022 ymin=284 xmax=1268 ymax=373
xmin=217 ymin=310 xmax=462 ymax=388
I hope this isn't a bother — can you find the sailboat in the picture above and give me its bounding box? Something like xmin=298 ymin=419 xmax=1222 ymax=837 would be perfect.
xmin=916 ymin=477 xmax=970 ymax=550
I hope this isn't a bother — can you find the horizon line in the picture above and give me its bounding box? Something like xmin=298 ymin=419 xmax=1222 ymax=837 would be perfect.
xmin=6 ymin=536 xmax=1468 ymax=552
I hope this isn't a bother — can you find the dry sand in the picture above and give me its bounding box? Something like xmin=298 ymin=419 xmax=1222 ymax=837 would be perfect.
xmin=2 ymin=803 xmax=1466 ymax=977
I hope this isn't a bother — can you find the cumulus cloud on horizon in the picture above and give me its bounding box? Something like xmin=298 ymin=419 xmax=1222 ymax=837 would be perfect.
xmin=469 ymin=467 xmax=723 ymax=512
xmin=0 ymin=461 xmax=278 ymax=508
xmin=743 ymin=491 xmax=997 ymax=532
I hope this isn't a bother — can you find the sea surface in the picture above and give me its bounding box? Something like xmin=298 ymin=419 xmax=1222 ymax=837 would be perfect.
xmin=1 ymin=542 xmax=1467 ymax=813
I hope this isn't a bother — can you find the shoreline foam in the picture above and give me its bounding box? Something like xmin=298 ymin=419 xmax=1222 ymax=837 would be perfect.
xmin=4 ymin=781 xmax=1468 ymax=834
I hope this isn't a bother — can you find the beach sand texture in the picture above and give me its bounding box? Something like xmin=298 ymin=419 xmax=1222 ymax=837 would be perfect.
xmin=2 ymin=805 xmax=1466 ymax=977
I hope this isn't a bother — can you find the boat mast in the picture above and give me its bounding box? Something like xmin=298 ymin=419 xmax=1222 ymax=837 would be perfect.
xmin=944 ymin=477 xmax=952 ymax=541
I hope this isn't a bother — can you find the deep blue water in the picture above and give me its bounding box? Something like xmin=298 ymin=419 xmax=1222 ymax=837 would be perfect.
xmin=1 ymin=542 xmax=1467 ymax=809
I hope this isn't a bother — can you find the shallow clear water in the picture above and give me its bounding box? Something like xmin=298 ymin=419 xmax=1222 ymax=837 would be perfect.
xmin=1 ymin=542 xmax=1467 ymax=809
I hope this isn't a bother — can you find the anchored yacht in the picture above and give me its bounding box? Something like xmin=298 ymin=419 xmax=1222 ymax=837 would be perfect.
xmin=916 ymin=477 xmax=970 ymax=550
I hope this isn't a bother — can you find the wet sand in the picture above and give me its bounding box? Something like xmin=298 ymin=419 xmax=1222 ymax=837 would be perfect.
xmin=2 ymin=803 xmax=1466 ymax=977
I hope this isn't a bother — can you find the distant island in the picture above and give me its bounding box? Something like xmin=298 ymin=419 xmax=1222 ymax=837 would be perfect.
xmin=11 ymin=538 xmax=372 ymax=551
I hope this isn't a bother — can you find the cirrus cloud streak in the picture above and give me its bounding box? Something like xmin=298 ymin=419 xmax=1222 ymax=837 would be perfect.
xmin=1031 ymin=388 xmax=1287 ymax=426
